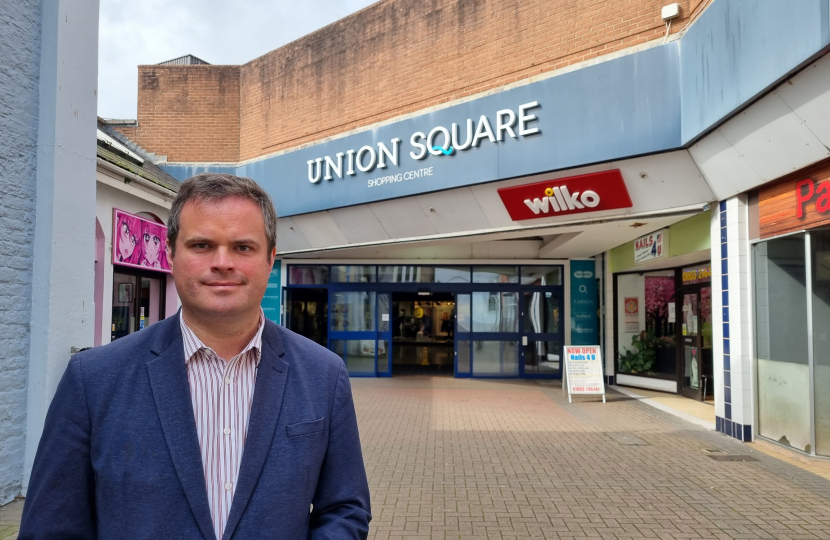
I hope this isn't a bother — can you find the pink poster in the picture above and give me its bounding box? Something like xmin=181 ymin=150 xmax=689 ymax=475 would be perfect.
xmin=112 ymin=209 xmax=171 ymax=273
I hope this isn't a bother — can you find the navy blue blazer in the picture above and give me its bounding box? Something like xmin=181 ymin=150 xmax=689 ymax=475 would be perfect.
xmin=19 ymin=313 xmax=371 ymax=540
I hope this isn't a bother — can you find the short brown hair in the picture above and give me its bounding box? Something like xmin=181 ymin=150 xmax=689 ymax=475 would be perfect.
xmin=167 ymin=173 xmax=277 ymax=259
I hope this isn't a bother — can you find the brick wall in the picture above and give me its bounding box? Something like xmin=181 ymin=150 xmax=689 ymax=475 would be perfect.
xmin=129 ymin=0 xmax=692 ymax=163
xmin=126 ymin=65 xmax=240 ymax=162
xmin=0 ymin=0 xmax=41 ymax=505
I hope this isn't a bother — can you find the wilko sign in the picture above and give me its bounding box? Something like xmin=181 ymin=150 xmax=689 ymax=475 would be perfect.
xmin=496 ymin=170 xmax=632 ymax=221
xmin=634 ymin=229 xmax=668 ymax=264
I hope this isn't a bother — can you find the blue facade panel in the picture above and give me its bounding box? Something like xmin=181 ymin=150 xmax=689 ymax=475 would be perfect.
xmin=680 ymin=0 xmax=829 ymax=144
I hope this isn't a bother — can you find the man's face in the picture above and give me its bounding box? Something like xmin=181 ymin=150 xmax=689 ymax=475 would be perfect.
xmin=169 ymin=196 xmax=275 ymax=322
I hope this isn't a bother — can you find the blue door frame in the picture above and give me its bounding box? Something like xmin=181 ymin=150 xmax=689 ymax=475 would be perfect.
xmin=284 ymin=265 xmax=565 ymax=379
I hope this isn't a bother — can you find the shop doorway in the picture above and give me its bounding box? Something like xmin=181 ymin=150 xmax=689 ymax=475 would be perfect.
xmin=284 ymin=288 xmax=328 ymax=347
xmin=390 ymin=292 xmax=455 ymax=376
xmin=111 ymin=268 xmax=167 ymax=341
xmin=679 ymin=283 xmax=713 ymax=401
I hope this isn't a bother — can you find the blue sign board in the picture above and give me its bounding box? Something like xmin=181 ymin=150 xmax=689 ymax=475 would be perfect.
xmin=570 ymin=260 xmax=598 ymax=346
xmin=261 ymin=262 xmax=282 ymax=324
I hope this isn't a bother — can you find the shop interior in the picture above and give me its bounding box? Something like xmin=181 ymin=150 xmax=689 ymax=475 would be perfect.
xmin=391 ymin=292 xmax=455 ymax=376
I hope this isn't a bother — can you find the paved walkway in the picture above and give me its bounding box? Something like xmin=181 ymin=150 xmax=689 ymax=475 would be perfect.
xmin=354 ymin=377 xmax=830 ymax=539
xmin=3 ymin=377 xmax=830 ymax=539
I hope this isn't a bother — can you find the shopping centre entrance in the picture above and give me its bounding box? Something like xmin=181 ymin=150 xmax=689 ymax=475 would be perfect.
xmin=282 ymin=264 xmax=565 ymax=379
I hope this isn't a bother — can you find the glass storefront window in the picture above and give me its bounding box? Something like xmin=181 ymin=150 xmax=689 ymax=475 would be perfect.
xmin=332 ymin=340 xmax=376 ymax=374
xmin=754 ymin=236 xmax=811 ymax=452
xmin=457 ymin=294 xmax=471 ymax=333
xmin=520 ymin=266 xmax=563 ymax=286
xmin=524 ymin=340 xmax=560 ymax=374
xmin=473 ymin=266 xmax=519 ymax=284
xmin=434 ymin=266 xmax=471 ymax=283
xmin=331 ymin=265 xmax=375 ymax=283
xmin=112 ymin=273 xmax=137 ymax=341
xmin=112 ymin=269 xmax=165 ymax=342
xmin=813 ymin=231 xmax=830 ymax=456
xmin=472 ymin=292 xmax=519 ymax=332
xmin=330 ymin=291 xmax=375 ymax=332
xmin=289 ymin=265 xmax=329 ymax=285
xmin=472 ymin=341 xmax=519 ymax=376
xmin=377 ymin=339 xmax=390 ymax=374
xmin=378 ymin=265 xmax=470 ymax=283
xmin=378 ymin=293 xmax=391 ymax=332
xmin=615 ymin=270 xmax=677 ymax=378
xmin=457 ymin=340 xmax=471 ymax=374
xmin=523 ymin=291 xmax=560 ymax=334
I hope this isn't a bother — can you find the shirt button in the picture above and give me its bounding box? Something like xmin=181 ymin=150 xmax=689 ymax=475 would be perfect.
xmin=224 ymin=427 xmax=231 ymax=435
xmin=224 ymin=482 xmax=232 ymax=490
xmin=224 ymin=377 xmax=231 ymax=385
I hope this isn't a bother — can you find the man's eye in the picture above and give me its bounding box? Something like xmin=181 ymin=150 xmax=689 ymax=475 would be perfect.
xmin=237 ymin=245 xmax=251 ymax=252
xmin=193 ymin=243 xmax=209 ymax=249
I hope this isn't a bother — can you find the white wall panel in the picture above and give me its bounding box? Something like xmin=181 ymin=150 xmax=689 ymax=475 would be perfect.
xmin=327 ymin=205 xmax=391 ymax=244
xmin=276 ymin=217 xmax=312 ymax=252
xmin=718 ymin=92 xmax=828 ymax=183
xmin=776 ymin=55 xmax=830 ymax=150
xmin=689 ymin=130 xmax=764 ymax=200
xmin=291 ymin=213 xmax=349 ymax=248
xmin=368 ymin=198 xmax=439 ymax=239
xmin=415 ymin=188 xmax=491 ymax=234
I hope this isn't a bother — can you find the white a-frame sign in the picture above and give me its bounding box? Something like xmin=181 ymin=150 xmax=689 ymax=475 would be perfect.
xmin=563 ymin=345 xmax=606 ymax=403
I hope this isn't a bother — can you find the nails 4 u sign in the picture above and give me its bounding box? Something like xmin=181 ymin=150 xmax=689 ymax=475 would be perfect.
xmin=497 ymin=170 xmax=633 ymax=221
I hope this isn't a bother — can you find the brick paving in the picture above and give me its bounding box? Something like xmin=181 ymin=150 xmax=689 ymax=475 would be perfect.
xmin=0 ymin=498 xmax=21 ymax=540
xmin=353 ymin=377 xmax=830 ymax=539
xmin=3 ymin=377 xmax=830 ymax=539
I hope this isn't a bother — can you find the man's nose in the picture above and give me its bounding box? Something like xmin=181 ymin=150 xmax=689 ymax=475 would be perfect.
xmin=210 ymin=247 xmax=234 ymax=271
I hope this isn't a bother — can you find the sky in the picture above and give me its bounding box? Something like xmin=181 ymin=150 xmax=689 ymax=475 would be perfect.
xmin=98 ymin=0 xmax=378 ymax=120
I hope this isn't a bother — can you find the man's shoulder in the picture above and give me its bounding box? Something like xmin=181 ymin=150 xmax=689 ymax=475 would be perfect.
xmin=73 ymin=315 xmax=176 ymax=375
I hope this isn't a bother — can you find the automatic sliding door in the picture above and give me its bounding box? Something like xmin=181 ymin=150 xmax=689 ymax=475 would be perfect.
xmin=470 ymin=291 xmax=520 ymax=377
xmin=329 ymin=290 xmax=377 ymax=376
xmin=522 ymin=289 xmax=563 ymax=376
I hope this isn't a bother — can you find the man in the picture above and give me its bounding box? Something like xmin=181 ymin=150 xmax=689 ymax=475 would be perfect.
xmin=20 ymin=173 xmax=371 ymax=539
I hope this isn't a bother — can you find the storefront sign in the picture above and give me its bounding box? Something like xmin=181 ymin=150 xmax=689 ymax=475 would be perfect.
xmin=497 ymin=170 xmax=633 ymax=221
xmin=634 ymin=229 xmax=668 ymax=264
xmin=563 ymin=345 xmax=606 ymax=403
xmin=308 ymin=102 xmax=541 ymax=185
xmin=112 ymin=209 xmax=171 ymax=273
xmin=759 ymin=162 xmax=830 ymax=238
xmin=570 ymin=260 xmax=598 ymax=345
xmin=682 ymin=264 xmax=711 ymax=284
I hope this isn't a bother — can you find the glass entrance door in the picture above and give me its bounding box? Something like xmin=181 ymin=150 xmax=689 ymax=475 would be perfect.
xmin=680 ymin=291 xmax=702 ymax=398
xmin=521 ymin=290 xmax=563 ymax=376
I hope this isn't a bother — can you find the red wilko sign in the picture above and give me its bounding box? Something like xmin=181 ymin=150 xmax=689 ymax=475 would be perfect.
xmin=497 ymin=170 xmax=633 ymax=221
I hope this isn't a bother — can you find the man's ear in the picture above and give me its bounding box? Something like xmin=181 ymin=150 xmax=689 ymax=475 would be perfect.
xmin=167 ymin=245 xmax=174 ymax=271
xmin=268 ymin=247 xmax=277 ymax=266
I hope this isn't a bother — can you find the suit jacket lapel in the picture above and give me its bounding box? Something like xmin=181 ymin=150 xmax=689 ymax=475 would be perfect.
xmin=146 ymin=316 xmax=216 ymax=540
xmin=222 ymin=323 xmax=289 ymax=540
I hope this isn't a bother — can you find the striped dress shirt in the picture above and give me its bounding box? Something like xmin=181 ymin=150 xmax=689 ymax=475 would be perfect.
xmin=180 ymin=310 xmax=265 ymax=540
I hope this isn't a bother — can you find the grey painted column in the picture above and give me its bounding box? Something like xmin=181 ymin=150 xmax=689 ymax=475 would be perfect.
xmin=23 ymin=0 xmax=100 ymax=492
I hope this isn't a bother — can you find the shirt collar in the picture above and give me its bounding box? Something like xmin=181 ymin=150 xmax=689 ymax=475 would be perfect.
xmin=180 ymin=308 xmax=266 ymax=365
